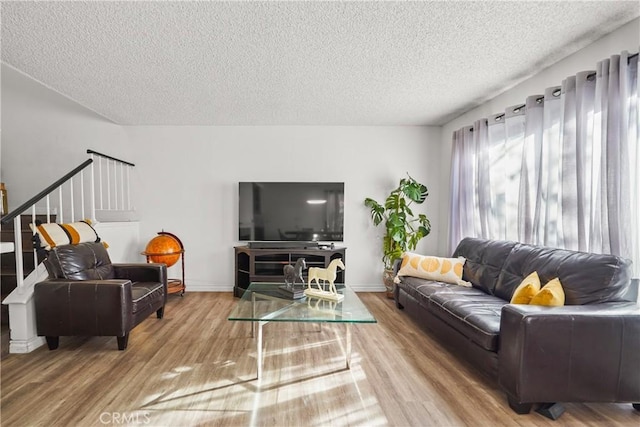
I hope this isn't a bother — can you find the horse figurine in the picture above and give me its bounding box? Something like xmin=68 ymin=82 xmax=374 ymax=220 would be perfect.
xmin=307 ymin=258 xmax=345 ymax=295
xmin=283 ymin=258 xmax=306 ymax=289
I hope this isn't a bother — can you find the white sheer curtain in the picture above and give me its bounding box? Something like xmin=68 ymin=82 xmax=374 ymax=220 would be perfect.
xmin=448 ymin=126 xmax=473 ymax=248
xmin=448 ymin=51 xmax=640 ymax=276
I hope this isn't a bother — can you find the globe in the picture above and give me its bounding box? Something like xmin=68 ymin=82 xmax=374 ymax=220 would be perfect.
xmin=144 ymin=234 xmax=182 ymax=267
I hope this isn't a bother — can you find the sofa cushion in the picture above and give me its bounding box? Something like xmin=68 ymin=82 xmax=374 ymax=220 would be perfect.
xmin=429 ymin=291 xmax=507 ymax=352
xmin=46 ymin=242 xmax=114 ymax=280
xmin=396 ymin=277 xmax=444 ymax=309
xmin=131 ymin=282 xmax=165 ymax=314
xmin=396 ymin=277 xmax=481 ymax=309
xmin=495 ymin=243 xmax=632 ymax=304
xmin=453 ymin=238 xmax=517 ymax=295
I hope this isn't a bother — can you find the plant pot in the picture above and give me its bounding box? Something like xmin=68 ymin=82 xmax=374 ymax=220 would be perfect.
xmin=383 ymin=269 xmax=395 ymax=299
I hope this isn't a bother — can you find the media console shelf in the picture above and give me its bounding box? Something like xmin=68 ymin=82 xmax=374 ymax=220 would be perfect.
xmin=234 ymin=245 xmax=346 ymax=297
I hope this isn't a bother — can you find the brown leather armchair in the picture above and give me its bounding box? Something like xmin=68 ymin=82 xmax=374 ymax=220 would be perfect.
xmin=34 ymin=242 xmax=167 ymax=350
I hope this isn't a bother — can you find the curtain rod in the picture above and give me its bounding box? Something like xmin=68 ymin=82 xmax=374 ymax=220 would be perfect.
xmin=585 ymin=52 xmax=637 ymax=80
xmin=479 ymin=52 xmax=638 ymax=125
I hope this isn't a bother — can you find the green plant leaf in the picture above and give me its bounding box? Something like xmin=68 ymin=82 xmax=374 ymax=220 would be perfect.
xmin=389 ymin=247 xmax=403 ymax=262
xmin=384 ymin=192 xmax=400 ymax=210
xmin=407 ymin=235 xmax=418 ymax=250
xmin=404 ymin=183 xmax=428 ymax=203
xmin=390 ymin=227 xmax=405 ymax=242
xmin=387 ymin=212 xmax=405 ymax=227
xmin=364 ymin=198 xmax=385 ymax=226
xmin=404 ymin=204 xmax=414 ymax=217
xmin=363 ymin=174 xmax=431 ymax=270
xmin=364 ymin=197 xmax=377 ymax=208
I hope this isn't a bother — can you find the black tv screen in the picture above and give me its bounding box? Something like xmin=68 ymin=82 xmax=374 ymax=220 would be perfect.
xmin=239 ymin=182 xmax=344 ymax=242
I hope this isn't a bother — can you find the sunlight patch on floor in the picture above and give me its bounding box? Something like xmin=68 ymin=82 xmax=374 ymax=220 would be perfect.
xmin=265 ymin=337 xmax=335 ymax=356
xmin=133 ymin=323 xmax=379 ymax=425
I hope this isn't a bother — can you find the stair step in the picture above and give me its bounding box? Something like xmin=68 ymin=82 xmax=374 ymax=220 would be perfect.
xmin=2 ymin=252 xmax=36 ymax=271
xmin=1 ymin=303 xmax=8 ymax=326
xmin=0 ymin=242 xmax=14 ymax=253
xmin=1 ymin=279 xmax=17 ymax=296
xmin=0 ymin=214 xmax=57 ymax=230
xmin=1 ymin=232 xmax=38 ymax=251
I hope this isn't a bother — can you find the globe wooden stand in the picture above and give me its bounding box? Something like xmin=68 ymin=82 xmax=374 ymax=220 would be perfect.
xmin=142 ymin=231 xmax=186 ymax=296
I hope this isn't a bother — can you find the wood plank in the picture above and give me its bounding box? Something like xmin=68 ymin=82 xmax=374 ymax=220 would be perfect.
xmin=1 ymin=292 xmax=638 ymax=426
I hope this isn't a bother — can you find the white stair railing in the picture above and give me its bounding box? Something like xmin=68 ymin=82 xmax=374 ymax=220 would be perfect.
xmin=1 ymin=151 xmax=136 ymax=296
xmin=87 ymin=149 xmax=136 ymax=219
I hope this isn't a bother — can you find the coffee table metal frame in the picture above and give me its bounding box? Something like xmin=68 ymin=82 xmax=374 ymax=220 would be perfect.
xmin=228 ymin=282 xmax=376 ymax=380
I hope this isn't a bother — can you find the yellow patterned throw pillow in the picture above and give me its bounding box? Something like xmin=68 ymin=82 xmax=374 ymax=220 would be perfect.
xmin=29 ymin=220 xmax=100 ymax=251
xmin=510 ymin=271 xmax=541 ymax=304
xmin=395 ymin=252 xmax=470 ymax=286
xmin=529 ymin=278 xmax=565 ymax=307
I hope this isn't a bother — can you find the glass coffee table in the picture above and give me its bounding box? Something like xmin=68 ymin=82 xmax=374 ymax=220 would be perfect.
xmin=228 ymin=282 xmax=377 ymax=379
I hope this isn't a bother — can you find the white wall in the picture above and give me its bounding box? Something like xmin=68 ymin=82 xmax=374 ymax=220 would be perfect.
xmin=1 ymin=61 xmax=443 ymax=291
xmin=438 ymin=18 xmax=640 ymax=255
xmin=126 ymin=126 xmax=442 ymax=291
xmin=93 ymin=222 xmax=141 ymax=263
xmin=0 ymin=64 xmax=132 ymax=210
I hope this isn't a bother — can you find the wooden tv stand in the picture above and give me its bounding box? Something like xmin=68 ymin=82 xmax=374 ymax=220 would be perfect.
xmin=234 ymin=245 xmax=346 ymax=297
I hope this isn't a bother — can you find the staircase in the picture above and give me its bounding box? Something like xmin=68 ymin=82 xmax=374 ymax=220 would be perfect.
xmin=0 ymin=149 xmax=138 ymax=353
xmin=1 ymin=214 xmax=55 ymax=325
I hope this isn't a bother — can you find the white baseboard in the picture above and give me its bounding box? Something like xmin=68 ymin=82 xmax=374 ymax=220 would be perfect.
xmin=10 ymin=336 xmax=46 ymax=353
xmin=184 ymin=280 xmax=232 ymax=292
xmin=349 ymin=283 xmax=386 ymax=292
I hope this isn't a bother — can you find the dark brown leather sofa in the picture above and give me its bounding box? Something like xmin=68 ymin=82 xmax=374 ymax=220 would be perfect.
xmin=34 ymin=242 xmax=167 ymax=350
xmin=394 ymin=237 xmax=640 ymax=418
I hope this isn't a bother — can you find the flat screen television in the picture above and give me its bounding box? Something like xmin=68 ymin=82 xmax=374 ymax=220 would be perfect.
xmin=239 ymin=182 xmax=344 ymax=242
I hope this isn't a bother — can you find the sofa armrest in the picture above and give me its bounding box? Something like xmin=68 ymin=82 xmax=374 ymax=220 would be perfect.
xmin=112 ymin=263 xmax=167 ymax=287
xmin=499 ymin=302 xmax=640 ymax=405
xmin=392 ymin=258 xmax=402 ymax=276
xmin=34 ymin=279 xmax=134 ymax=337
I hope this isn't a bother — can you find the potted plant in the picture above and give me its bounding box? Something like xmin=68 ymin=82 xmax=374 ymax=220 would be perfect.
xmin=364 ymin=174 xmax=431 ymax=297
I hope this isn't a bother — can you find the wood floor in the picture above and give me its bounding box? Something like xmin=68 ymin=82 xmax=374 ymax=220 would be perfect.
xmin=1 ymin=292 xmax=638 ymax=426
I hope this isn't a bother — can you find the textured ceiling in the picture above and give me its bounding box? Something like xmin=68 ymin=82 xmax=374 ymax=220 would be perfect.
xmin=2 ymin=1 xmax=639 ymax=126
